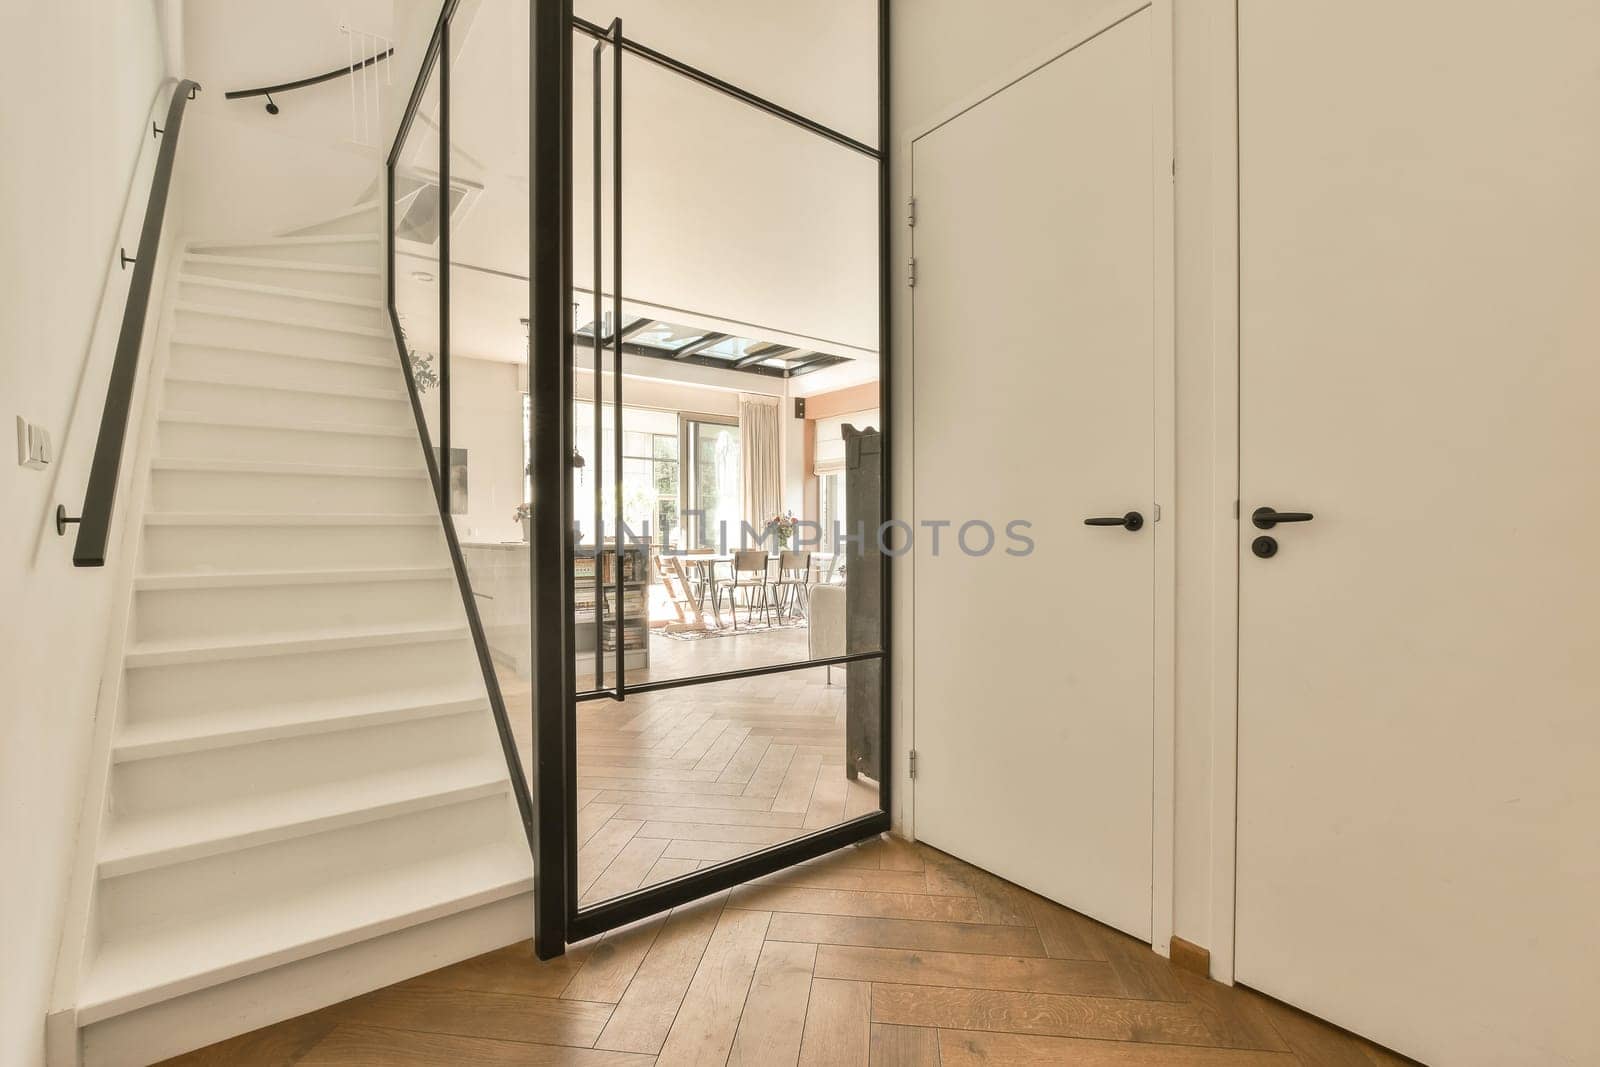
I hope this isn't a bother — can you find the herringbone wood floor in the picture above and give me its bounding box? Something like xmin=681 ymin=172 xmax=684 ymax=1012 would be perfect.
xmin=163 ymin=832 xmax=1412 ymax=1066
xmin=572 ymin=665 xmax=878 ymax=903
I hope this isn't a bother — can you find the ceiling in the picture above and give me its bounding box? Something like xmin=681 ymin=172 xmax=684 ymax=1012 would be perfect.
xmin=393 ymin=0 xmax=879 ymax=393
xmin=183 ymin=0 xmax=880 ymax=395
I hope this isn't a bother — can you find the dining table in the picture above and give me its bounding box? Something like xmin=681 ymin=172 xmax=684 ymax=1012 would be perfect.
xmin=677 ymin=552 xmax=834 ymax=628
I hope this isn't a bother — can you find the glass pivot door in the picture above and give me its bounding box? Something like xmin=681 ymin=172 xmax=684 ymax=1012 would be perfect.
xmin=528 ymin=2 xmax=892 ymax=956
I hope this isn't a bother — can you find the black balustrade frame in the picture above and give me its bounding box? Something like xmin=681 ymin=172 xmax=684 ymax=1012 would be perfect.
xmin=390 ymin=0 xmax=892 ymax=958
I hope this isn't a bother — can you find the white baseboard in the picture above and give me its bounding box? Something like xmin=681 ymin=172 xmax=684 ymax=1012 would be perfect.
xmin=73 ymin=891 xmax=533 ymax=1067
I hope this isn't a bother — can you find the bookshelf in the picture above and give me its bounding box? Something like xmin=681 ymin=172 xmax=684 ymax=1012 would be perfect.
xmin=574 ymin=543 xmax=650 ymax=672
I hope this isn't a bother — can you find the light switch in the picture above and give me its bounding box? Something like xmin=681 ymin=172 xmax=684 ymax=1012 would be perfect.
xmin=16 ymin=416 xmax=50 ymax=469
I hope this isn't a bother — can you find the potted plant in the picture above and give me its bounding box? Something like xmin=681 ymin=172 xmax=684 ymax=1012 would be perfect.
xmin=764 ymin=511 xmax=799 ymax=549
xmin=513 ymin=503 xmax=533 ymax=541
xmin=409 ymin=350 xmax=438 ymax=393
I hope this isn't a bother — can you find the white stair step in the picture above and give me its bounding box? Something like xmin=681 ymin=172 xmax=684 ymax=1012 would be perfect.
xmin=283 ymin=200 xmax=383 ymax=238
xmin=149 ymin=456 xmax=434 ymax=514
xmin=124 ymin=622 xmax=472 ymax=668
xmin=154 ymin=455 xmax=420 ymax=474
xmin=158 ymin=411 xmax=415 ymax=440
xmin=110 ymin=698 xmax=500 ymax=823
xmin=183 ymin=252 xmax=383 ymax=300
xmin=178 ymin=274 xmax=384 ymax=310
xmin=187 ymin=234 xmax=382 ymax=268
xmin=167 ymin=339 xmax=402 ymax=395
xmin=140 ymin=513 xmax=446 ymax=574
xmin=158 ymin=411 xmax=422 ymax=467
xmin=101 ymin=759 xmax=507 ymax=878
xmin=82 ymin=797 xmax=529 ymax=1024
xmin=164 ymin=372 xmax=407 ymax=403
xmin=177 ymin=276 xmax=387 ymax=333
xmin=122 ymin=636 xmax=483 ymax=731
xmin=133 ymin=565 xmax=451 ymax=591
xmin=131 ymin=567 xmax=459 ymax=645
xmin=104 ymin=703 xmax=502 ymax=844
xmin=170 ymin=337 xmax=394 ymax=371
xmin=174 ymin=302 xmax=389 ymax=339
xmin=173 ymin=303 xmax=392 ymax=362
xmin=150 ymin=458 xmax=424 ymax=477
xmin=145 ymin=513 xmax=440 ymax=526
xmin=108 ymin=712 xmax=502 ymax=823
xmin=162 ymin=374 xmax=413 ymax=429
xmin=114 ymin=694 xmax=487 ymax=763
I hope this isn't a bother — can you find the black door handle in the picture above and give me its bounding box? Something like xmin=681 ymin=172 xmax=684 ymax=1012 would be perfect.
xmin=1252 ymin=507 xmax=1314 ymax=530
xmin=1085 ymin=511 xmax=1143 ymax=532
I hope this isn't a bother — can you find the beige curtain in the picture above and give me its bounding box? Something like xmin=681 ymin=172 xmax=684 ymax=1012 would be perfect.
xmin=739 ymin=393 xmax=782 ymax=540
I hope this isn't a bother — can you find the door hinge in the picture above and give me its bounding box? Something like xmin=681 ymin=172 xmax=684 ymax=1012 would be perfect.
xmin=909 ymin=749 xmax=919 ymax=779
xmin=1234 ymin=499 xmax=1240 ymax=519
xmin=907 ymin=195 xmax=917 ymax=227
xmin=907 ymin=258 xmax=916 ymax=288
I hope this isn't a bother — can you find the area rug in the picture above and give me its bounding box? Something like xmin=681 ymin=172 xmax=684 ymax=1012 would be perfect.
xmin=660 ymin=616 xmax=809 ymax=641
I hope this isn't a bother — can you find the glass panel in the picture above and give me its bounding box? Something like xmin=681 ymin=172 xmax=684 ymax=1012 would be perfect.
xmin=564 ymin=3 xmax=886 ymax=925
xmin=435 ymin=0 xmax=535 ymax=786
xmin=558 ymin=34 xmax=883 ymax=693
xmin=392 ymin=60 xmax=441 ymax=470
xmin=603 ymin=395 xmax=883 ymax=689
xmin=575 ymin=664 xmax=880 ymax=905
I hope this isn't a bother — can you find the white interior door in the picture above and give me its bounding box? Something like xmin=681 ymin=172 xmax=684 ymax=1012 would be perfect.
xmin=1236 ymin=3 xmax=1600 ymax=1063
xmin=911 ymin=5 xmax=1162 ymax=940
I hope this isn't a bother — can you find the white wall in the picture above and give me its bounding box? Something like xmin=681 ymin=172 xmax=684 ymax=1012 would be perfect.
xmin=419 ymin=355 xmax=526 ymax=545
xmin=573 ymin=372 xmax=742 ymax=419
xmin=574 ymin=0 xmax=878 ymax=147
xmin=782 ymin=398 xmax=806 ymax=519
xmin=178 ymin=0 xmax=430 ymax=242
xmin=0 ymin=2 xmax=171 ymax=1062
xmin=891 ymin=0 xmax=1227 ymax=958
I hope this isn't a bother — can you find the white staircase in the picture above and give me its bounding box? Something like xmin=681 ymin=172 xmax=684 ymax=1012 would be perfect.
xmin=61 ymin=232 xmax=532 ymax=1065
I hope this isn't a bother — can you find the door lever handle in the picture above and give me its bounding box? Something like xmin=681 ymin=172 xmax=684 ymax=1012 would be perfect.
xmin=1252 ymin=507 xmax=1314 ymax=530
xmin=1084 ymin=511 xmax=1144 ymax=532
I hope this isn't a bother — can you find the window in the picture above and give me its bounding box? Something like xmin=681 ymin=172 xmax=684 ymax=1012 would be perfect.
xmin=685 ymin=418 xmax=740 ymax=549
xmin=814 ymin=409 xmax=877 ymax=556
xmin=819 ymin=471 xmax=846 ymax=554
xmin=522 ymin=392 xmax=532 ymax=507
xmin=572 ymin=403 xmax=680 ymax=545
xmin=812 ymin=408 xmax=880 ymax=475
xmin=622 ymin=419 xmax=678 ymax=544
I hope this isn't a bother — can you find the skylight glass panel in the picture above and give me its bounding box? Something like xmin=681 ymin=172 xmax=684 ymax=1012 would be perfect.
xmin=575 ymin=312 xmax=647 ymax=339
xmin=631 ymin=321 xmax=711 ymax=350
xmin=700 ymin=336 xmax=763 ymax=360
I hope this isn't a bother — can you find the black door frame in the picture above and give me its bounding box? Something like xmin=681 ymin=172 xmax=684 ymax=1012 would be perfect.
xmin=531 ymin=0 xmax=892 ymax=957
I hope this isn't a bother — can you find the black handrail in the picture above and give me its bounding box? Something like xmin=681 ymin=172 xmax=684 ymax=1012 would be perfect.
xmin=58 ymin=79 xmax=200 ymax=567
xmin=224 ymin=48 xmax=394 ymax=110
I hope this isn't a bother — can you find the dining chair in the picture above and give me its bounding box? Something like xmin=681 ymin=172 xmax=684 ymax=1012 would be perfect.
xmin=773 ymin=550 xmax=812 ymax=620
xmin=714 ymin=548 xmax=775 ymax=630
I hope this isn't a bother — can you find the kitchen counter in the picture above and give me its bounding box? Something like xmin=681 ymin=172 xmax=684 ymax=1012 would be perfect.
xmin=460 ymin=541 xmax=530 ymax=678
